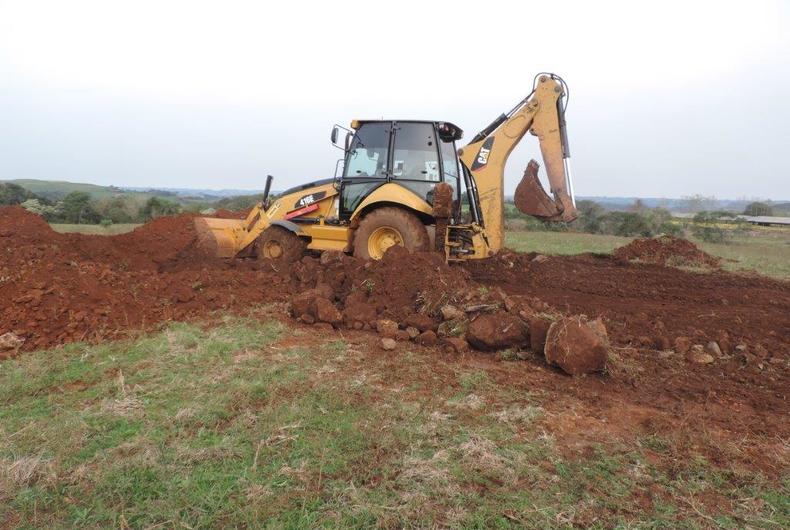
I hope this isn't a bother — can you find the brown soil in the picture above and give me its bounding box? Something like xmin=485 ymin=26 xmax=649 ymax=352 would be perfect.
xmin=1 ymin=207 xmax=788 ymax=472
xmin=613 ymin=235 xmax=720 ymax=268
xmin=0 ymin=207 xmax=288 ymax=352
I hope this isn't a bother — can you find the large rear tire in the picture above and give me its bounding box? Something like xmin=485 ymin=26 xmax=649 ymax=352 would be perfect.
xmin=257 ymin=226 xmax=306 ymax=264
xmin=353 ymin=207 xmax=430 ymax=260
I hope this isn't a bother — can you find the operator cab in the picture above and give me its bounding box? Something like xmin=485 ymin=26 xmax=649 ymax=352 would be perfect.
xmin=331 ymin=120 xmax=464 ymax=220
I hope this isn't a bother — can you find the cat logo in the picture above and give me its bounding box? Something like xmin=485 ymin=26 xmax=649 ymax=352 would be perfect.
xmin=470 ymin=137 xmax=495 ymax=171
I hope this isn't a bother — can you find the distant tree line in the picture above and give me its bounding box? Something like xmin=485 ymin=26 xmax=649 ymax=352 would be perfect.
xmin=504 ymin=197 xmax=757 ymax=243
xmin=504 ymin=199 xmax=682 ymax=238
xmin=1 ymin=183 xmax=183 ymax=224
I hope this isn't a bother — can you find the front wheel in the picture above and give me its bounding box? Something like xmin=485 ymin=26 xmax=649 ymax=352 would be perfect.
xmin=353 ymin=207 xmax=429 ymax=260
xmin=256 ymin=226 xmax=306 ymax=264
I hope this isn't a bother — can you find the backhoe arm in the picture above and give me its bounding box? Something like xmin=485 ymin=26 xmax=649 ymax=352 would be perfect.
xmin=458 ymin=74 xmax=578 ymax=252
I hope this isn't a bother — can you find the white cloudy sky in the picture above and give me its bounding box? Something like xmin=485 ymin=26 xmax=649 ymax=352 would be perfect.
xmin=1 ymin=0 xmax=788 ymax=198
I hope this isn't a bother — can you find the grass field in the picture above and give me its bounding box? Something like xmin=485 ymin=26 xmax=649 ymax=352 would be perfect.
xmin=49 ymin=223 xmax=790 ymax=280
xmin=50 ymin=223 xmax=142 ymax=235
xmin=1 ymin=310 xmax=786 ymax=528
xmin=506 ymin=228 xmax=790 ymax=280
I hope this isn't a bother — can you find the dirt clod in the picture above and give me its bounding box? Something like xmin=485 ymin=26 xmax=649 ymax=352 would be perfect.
xmin=687 ymin=345 xmax=715 ymax=364
xmin=440 ymin=305 xmax=463 ymax=321
xmin=442 ymin=337 xmax=470 ymax=354
xmin=527 ymin=315 xmax=553 ymax=352
xmin=705 ymin=341 xmax=723 ymax=357
xmin=416 ymin=330 xmax=438 ymax=347
xmin=0 ymin=332 xmax=23 ymax=352
xmin=380 ymin=338 xmax=397 ymax=351
xmin=376 ymin=319 xmax=399 ymax=339
xmin=404 ymin=314 xmax=438 ymax=333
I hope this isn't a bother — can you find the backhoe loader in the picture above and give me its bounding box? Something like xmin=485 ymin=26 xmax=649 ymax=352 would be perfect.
xmin=195 ymin=73 xmax=578 ymax=262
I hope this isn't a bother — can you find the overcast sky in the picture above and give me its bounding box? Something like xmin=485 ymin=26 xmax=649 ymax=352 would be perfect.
xmin=1 ymin=0 xmax=788 ymax=198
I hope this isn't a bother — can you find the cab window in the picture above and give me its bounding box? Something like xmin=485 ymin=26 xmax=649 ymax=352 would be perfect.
xmin=344 ymin=123 xmax=389 ymax=178
xmin=392 ymin=123 xmax=440 ymax=181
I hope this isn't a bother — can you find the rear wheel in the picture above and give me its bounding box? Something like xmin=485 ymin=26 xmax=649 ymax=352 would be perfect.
xmin=353 ymin=207 xmax=429 ymax=260
xmin=256 ymin=226 xmax=306 ymax=264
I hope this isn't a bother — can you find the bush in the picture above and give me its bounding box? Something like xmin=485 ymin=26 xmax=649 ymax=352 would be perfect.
xmin=100 ymin=219 xmax=113 ymax=227
xmin=691 ymin=211 xmax=733 ymax=243
xmin=20 ymin=199 xmax=60 ymax=221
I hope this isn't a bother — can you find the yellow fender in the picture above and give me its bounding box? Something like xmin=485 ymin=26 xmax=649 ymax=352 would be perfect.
xmin=350 ymin=183 xmax=434 ymax=221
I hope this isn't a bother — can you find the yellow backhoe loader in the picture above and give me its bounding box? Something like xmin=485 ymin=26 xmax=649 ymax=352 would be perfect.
xmin=196 ymin=73 xmax=578 ymax=262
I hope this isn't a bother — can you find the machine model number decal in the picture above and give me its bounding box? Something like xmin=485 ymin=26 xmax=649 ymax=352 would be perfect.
xmin=266 ymin=201 xmax=281 ymax=218
xmin=471 ymin=137 xmax=495 ymax=171
xmin=294 ymin=191 xmax=326 ymax=209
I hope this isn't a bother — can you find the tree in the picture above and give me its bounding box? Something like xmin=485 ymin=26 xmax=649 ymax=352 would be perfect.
xmin=140 ymin=197 xmax=181 ymax=220
xmin=61 ymin=191 xmax=99 ymax=224
xmin=0 ymin=183 xmax=37 ymax=205
xmin=95 ymin=196 xmax=135 ymax=223
xmin=743 ymin=201 xmax=774 ymax=217
xmin=576 ymin=200 xmax=605 ymax=233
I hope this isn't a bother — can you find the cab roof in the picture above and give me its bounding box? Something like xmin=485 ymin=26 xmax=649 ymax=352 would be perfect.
xmin=350 ymin=119 xmax=463 ymax=141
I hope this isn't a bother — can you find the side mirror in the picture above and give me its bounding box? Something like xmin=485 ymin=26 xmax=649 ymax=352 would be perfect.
xmin=330 ymin=125 xmax=339 ymax=145
xmin=345 ymin=131 xmax=353 ymax=152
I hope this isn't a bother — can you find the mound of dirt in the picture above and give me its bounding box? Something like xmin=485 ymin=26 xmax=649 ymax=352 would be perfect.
xmin=613 ymin=235 xmax=720 ymax=268
xmin=290 ymin=245 xmax=473 ymax=326
xmin=0 ymin=207 xmax=286 ymax=352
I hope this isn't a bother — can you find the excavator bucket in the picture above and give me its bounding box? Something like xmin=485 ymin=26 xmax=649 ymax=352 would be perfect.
xmin=514 ymin=159 xmax=578 ymax=222
xmin=193 ymin=217 xmax=247 ymax=258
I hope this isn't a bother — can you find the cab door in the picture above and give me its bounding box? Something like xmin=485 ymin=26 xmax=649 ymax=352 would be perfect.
xmin=390 ymin=122 xmax=442 ymax=205
xmin=339 ymin=122 xmax=391 ymax=219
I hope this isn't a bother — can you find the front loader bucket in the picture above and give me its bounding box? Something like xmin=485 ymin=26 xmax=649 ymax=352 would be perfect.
xmin=193 ymin=217 xmax=247 ymax=258
xmin=514 ymin=159 xmax=578 ymax=222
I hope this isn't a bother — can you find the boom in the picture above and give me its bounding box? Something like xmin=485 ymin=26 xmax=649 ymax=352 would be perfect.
xmin=458 ymin=74 xmax=578 ymax=252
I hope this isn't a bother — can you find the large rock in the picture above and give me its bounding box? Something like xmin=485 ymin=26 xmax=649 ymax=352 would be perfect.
xmin=314 ymin=298 xmax=342 ymax=327
xmin=544 ymin=317 xmax=608 ymax=375
xmin=466 ymin=312 xmax=528 ymax=350
xmin=342 ymin=291 xmax=377 ymax=328
xmin=290 ymin=289 xmax=321 ymax=319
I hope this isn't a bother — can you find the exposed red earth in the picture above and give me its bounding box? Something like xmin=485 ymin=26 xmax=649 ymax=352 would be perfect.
xmin=1 ymin=207 xmax=788 ymax=476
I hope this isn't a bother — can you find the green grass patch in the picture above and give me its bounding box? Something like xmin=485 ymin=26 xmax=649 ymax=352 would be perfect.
xmin=0 ymin=316 xmax=785 ymax=528
xmin=50 ymin=223 xmax=142 ymax=235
